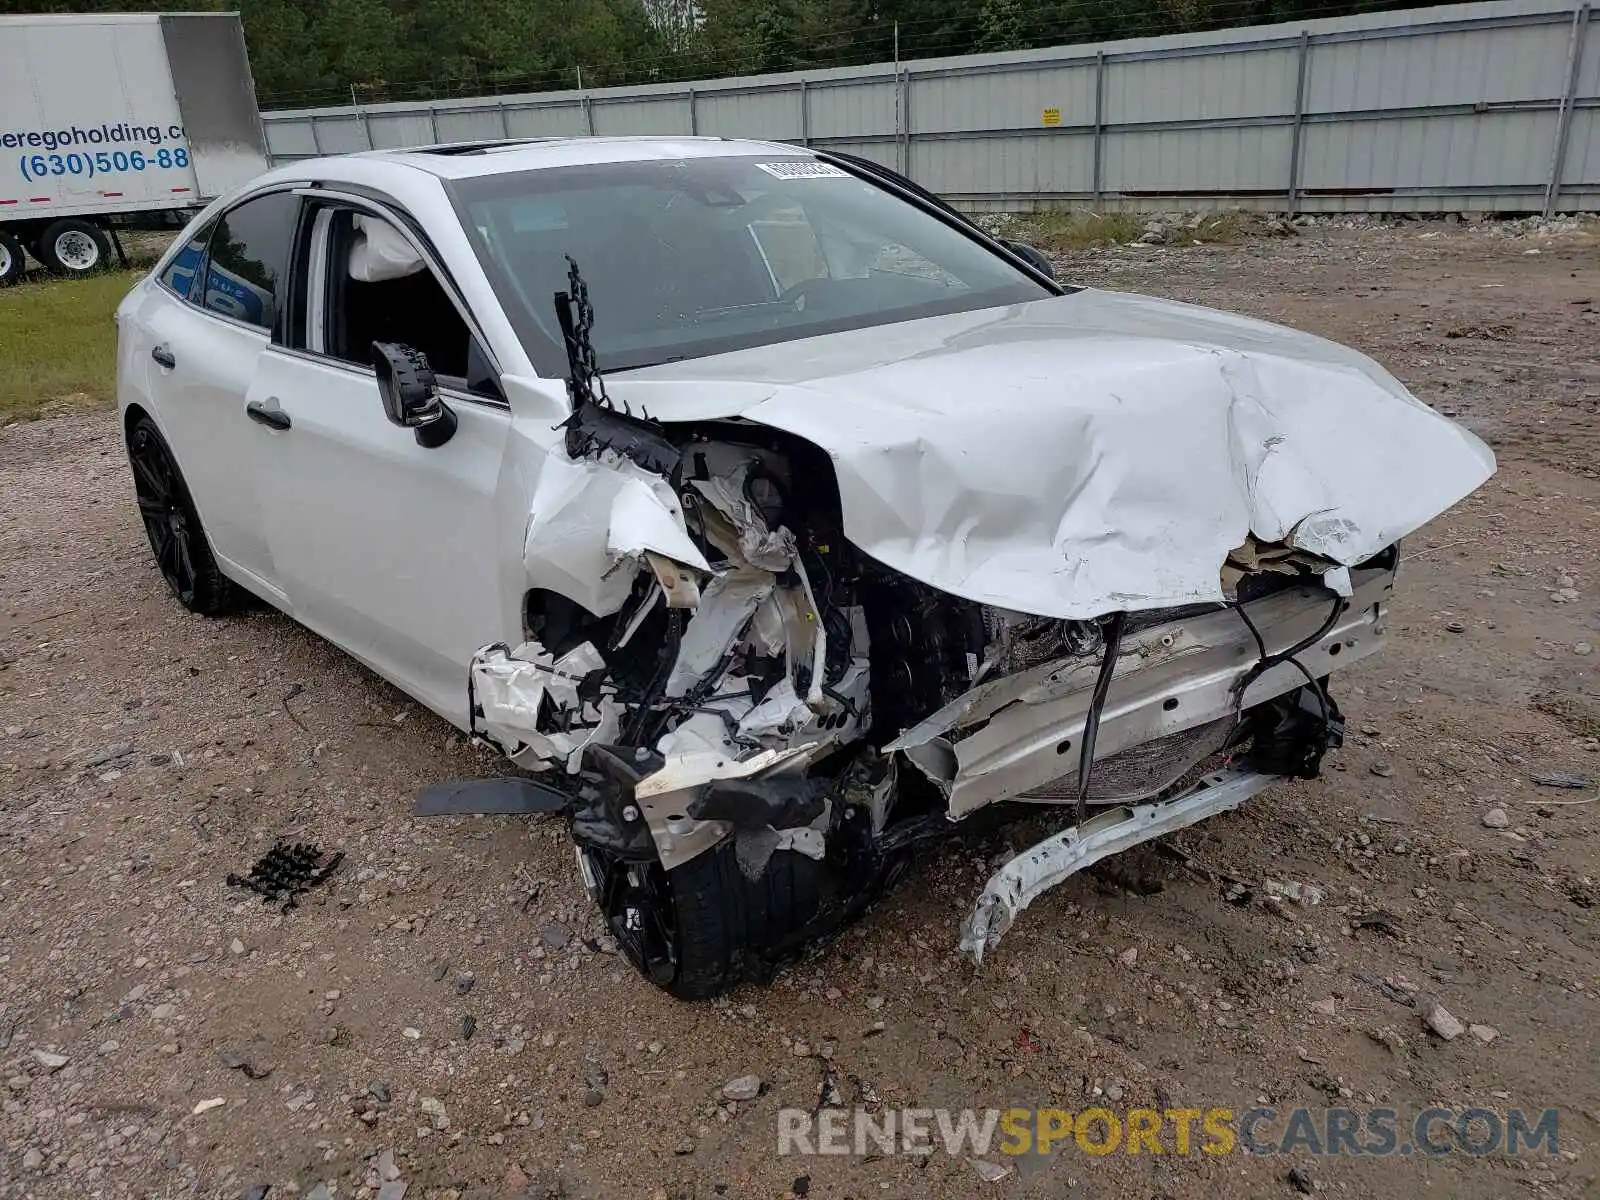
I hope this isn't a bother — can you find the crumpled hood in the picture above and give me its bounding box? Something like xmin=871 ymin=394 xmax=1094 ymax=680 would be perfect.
xmin=608 ymin=289 xmax=1494 ymax=619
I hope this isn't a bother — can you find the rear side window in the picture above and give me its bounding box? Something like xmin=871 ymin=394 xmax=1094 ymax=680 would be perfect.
xmin=198 ymin=192 xmax=299 ymax=332
xmin=159 ymin=220 xmax=214 ymax=302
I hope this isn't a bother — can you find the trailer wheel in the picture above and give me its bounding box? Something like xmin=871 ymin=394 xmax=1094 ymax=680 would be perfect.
xmin=0 ymin=232 xmax=25 ymax=286
xmin=39 ymin=219 xmax=111 ymax=277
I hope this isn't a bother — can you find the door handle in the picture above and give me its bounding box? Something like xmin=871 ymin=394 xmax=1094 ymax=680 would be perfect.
xmin=151 ymin=345 xmax=176 ymax=369
xmin=245 ymin=399 xmax=291 ymax=431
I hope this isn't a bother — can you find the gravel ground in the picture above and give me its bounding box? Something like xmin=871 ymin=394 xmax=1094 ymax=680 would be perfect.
xmin=1 ymin=220 xmax=1597 ymax=1200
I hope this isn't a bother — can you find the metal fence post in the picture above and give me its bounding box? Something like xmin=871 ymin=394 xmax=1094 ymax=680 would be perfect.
xmin=577 ymin=65 xmax=595 ymax=135
xmin=308 ymin=115 xmax=323 ymax=156
xmin=688 ymin=87 xmax=698 ymax=135
xmin=902 ymin=72 xmax=914 ymax=178
xmin=798 ymin=78 xmax=809 ymax=147
xmin=1287 ymin=30 xmax=1311 ymax=215
xmin=895 ymin=70 xmax=906 ymax=174
xmin=1091 ymin=50 xmax=1105 ymax=207
xmin=497 ymin=100 xmax=511 ymax=138
xmin=1544 ymin=0 xmax=1590 ymax=217
xmin=352 ymin=85 xmax=373 ymax=149
xmin=426 ymin=108 xmax=439 ymax=143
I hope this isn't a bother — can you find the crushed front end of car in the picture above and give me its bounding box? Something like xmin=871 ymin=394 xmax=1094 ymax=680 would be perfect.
xmin=466 ymin=269 xmax=1493 ymax=999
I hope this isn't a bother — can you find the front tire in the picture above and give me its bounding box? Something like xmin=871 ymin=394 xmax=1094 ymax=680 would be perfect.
xmin=127 ymin=415 xmax=242 ymax=615
xmin=39 ymin=218 xmax=110 ymax=277
xmin=0 ymin=231 xmax=25 ymax=286
xmin=584 ymin=834 xmax=900 ymax=1000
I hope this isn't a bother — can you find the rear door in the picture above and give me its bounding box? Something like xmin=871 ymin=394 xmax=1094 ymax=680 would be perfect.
xmin=249 ymin=195 xmax=518 ymax=725
xmin=128 ymin=188 xmax=301 ymax=602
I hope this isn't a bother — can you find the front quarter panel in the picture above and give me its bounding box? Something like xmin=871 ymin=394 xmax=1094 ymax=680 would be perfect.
xmin=115 ymin=278 xmax=155 ymax=424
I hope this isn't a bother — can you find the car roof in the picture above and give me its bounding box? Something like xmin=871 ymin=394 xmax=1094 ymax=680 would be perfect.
xmin=272 ymin=136 xmax=815 ymax=186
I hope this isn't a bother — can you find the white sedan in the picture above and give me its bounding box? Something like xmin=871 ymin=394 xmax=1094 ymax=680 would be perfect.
xmin=117 ymin=137 xmax=1494 ymax=998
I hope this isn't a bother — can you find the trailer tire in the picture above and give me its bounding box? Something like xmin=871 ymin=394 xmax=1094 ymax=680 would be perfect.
xmin=0 ymin=231 xmax=25 ymax=286
xmin=39 ymin=219 xmax=111 ymax=277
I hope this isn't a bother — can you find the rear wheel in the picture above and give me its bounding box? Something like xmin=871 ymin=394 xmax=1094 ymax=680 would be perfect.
xmin=39 ymin=218 xmax=110 ymax=277
xmin=0 ymin=231 xmax=25 ymax=286
xmin=127 ymin=415 xmax=242 ymax=615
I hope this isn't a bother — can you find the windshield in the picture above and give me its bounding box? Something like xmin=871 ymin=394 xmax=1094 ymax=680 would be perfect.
xmin=447 ymin=156 xmax=1052 ymax=376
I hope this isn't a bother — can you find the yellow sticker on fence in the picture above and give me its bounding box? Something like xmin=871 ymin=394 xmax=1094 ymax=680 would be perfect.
xmin=1042 ymin=107 xmax=1062 ymax=126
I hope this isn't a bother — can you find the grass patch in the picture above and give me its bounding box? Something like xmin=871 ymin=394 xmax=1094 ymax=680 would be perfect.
xmin=999 ymin=210 xmax=1146 ymax=250
xmin=999 ymin=207 xmax=1284 ymax=251
xmin=0 ymin=269 xmax=141 ymax=423
xmin=1188 ymin=211 xmax=1257 ymax=243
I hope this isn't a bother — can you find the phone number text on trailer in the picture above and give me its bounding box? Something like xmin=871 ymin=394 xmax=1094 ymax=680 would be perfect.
xmin=17 ymin=147 xmax=192 ymax=182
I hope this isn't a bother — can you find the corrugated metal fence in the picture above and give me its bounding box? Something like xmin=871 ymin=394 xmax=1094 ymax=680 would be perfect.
xmin=261 ymin=0 xmax=1598 ymax=214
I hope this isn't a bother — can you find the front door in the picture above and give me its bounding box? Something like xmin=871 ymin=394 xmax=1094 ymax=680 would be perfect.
xmin=249 ymin=200 xmax=519 ymax=726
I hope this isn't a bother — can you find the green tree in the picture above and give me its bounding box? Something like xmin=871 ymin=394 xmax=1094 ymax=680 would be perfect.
xmin=977 ymin=0 xmax=1025 ymax=51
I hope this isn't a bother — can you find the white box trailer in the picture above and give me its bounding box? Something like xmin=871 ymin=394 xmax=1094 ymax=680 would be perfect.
xmin=0 ymin=10 xmax=269 ymax=284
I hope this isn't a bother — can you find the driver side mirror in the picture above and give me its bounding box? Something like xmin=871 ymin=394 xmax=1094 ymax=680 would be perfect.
xmin=1003 ymin=240 xmax=1056 ymax=280
xmin=372 ymin=341 xmax=457 ymax=448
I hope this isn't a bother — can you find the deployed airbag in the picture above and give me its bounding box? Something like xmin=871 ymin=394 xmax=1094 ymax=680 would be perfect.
xmin=348 ymin=213 xmax=426 ymax=282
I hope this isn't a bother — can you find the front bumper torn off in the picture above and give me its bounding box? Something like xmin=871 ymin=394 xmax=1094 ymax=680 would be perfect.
xmin=960 ymin=766 xmax=1277 ymax=964
xmin=891 ymin=560 xmax=1394 ymax=817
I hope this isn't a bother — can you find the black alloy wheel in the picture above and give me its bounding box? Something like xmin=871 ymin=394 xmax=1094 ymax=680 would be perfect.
xmin=586 ymin=846 xmax=680 ymax=988
xmin=127 ymin=415 xmax=240 ymax=615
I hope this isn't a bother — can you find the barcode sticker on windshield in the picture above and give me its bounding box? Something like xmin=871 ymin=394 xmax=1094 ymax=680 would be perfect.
xmin=755 ymin=161 xmax=851 ymax=179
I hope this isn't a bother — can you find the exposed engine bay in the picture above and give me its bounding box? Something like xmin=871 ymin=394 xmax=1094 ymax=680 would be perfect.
xmin=460 ymin=262 xmax=1406 ymax=999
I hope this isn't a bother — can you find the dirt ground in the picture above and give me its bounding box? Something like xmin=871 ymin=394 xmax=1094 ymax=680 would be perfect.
xmin=1 ymin=219 xmax=1597 ymax=1200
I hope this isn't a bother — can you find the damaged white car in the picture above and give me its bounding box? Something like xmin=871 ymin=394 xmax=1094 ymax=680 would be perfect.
xmin=116 ymin=137 xmax=1494 ymax=998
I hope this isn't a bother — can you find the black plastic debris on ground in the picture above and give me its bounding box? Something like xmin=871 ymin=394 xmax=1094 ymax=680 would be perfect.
xmin=413 ymin=776 xmax=572 ymax=817
xmin=216 ymin=1047 xmax=273 ymax=1080
xmin=1531 ymin=770 xmax=1595 ymax=790
xmin=1349 ymin=909 xmax=1404 ymax=937
xmin=226 ymin=841 xmax=343 ymax=912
